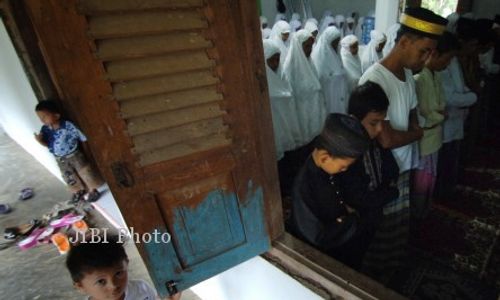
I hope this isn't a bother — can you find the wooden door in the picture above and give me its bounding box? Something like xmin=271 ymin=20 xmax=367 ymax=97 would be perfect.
xmin=23 ymin=0 xmax=282 ymax=295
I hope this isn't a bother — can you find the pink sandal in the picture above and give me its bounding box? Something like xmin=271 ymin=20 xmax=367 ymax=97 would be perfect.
xmin=49 ymin=214 xmax=84 ymax=228
xmin=18 ymin=226 xmax=54 ymax=250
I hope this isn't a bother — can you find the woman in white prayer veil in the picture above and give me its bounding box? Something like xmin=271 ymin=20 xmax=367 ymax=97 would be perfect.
xmin=355 ymin=16 xmax=364 ymax=44
xmin=382 ymin=23 xmax=400 ymax=57
xmin=275 ymin=13 xmax=287 ymax=24
xmin=290 ymin=12 xmax=301 ymax=23
xmin=361 ymin=30 xmax=386 ymax=72
xmin=320 ymin=10 xmax=333 ymax=25
xmin=345 ymin=17 xmax=355 ymax=36
xmin=282 ymin=30 xmax=327 ymax=145
xmin=304 ymin=20 xmax=319 ymax=39
xmin=311 ymin=26 xmax=349 ymax=114
xmin=263 ymin=39 xmax=302 ymax=159
xmin=270 ymin=21 xmax=292 ymax=65
xmin=340 ymin=34 xmax=362 ymax=93
xmin=335 ymin=15 xmax=346 ymax=37
xmin=319 ymin=15 xmax=336 ymax=35
xmin=260 ymin=16 xmax=272 ymax=39
xmin=290 ymin=20 xmax=302 ymax=32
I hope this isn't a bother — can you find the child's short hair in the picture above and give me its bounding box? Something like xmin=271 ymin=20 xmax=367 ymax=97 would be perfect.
xmin=314 ymin=113 xmax=370 ymax=158
xmin=66 ymin=236 xmax=128 ymax=283
xmin=35 ymin=99 xmax=61 ymax=114
xmin=348 ymin=81 xmax=389 ymax=121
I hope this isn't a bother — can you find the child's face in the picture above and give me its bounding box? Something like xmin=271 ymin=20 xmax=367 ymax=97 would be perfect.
xmin=75 ymin=260 xmax=129 ymax=300
xmin=361 ymin=111 xmax=386 ymax=139
xmin=36 ymin=110 xmax=60 ymax=126
xmin=316 ymin=149 xmax=356 ymax=175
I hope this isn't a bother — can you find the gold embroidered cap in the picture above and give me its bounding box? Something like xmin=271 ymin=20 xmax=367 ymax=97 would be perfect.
xmin=400 ymin=13 xmax=446 ymax=35
xmin=399 ymin=7 xmax=448 ymax=38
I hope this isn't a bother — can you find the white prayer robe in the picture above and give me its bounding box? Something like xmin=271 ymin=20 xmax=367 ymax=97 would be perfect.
xmin=340 ymin=35 xmax=363 ymax=93
xmin=263 ymin=39 xmax=302 ymax=159
xmin=311 ymin=26 xmax=349 ymax=114
xmin=282 ymin=30 xmax=327 ymax=145
xmin=439 ymin=57 xmax=477 ymax=143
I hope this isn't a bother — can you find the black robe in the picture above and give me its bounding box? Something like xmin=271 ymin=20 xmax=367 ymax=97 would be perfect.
xmin=289 ymin=155 xmax=358 ymax=253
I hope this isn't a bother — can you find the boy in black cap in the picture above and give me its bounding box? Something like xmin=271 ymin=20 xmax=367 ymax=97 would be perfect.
xmin=289 ymin=113 xmax=370 ymax=268
xmin=358 ymin=7 xmax=447 ymax=280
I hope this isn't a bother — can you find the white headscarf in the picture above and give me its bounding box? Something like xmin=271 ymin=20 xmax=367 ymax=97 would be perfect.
xmin=340 ymin=35 xmax=362 ymax=91
xmin=383 ymin=23 xmax=400 ymax=57
xmin=307 ymin=18 xmax=319 ymax=26
xmin=319 ymin=16 xmax=336 ymax=34
xmin=282 ymin=30 xmax=320 ymax=94
xmin=275 ymin=13 xmax=287 ymax=24
xmin=262 ymin=28 xmax=272 ymax=39
xmin=345 ymin=17 xmax=355 ymax=35
xmin=361 ymin=30 xmax=386 ymax=72
xmin=311 ymin=26 xmax=344 ymax=80
xmin=270 ymin=21 xmax=291 ymax=61
xmin=290 ymin=13 xmax=301 ymax=23
xmin=260 ymin=16 xmax=268 ymax=28
xmin=320 ymin=10 xmax=333 ymax=24
xmin=290 ymin=20 xmax=302 ymax=32
xmin=446 ymin=12 xmax=460 ymax=34
xmin=335 ymin=15 xmax=346 ymax=37
xmin=263 ymin=40 xmax=292 ymax=99
xmin=355 ymin=16 xmax=365 ymax=44
xmin=304 ymin=20 xmax=319 ymax=36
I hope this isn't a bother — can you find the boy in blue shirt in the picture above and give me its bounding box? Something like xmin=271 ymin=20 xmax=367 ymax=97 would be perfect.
xmin=35 ymin=100 xmax=102 ymax=202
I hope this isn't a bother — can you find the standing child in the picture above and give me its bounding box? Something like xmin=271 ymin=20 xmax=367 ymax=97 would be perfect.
xmin=34 ymin=100 xmax=102 ymax=202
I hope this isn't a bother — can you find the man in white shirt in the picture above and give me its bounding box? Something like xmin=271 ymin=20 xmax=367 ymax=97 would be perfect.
xmin=358 ymin=7 xmax=447 ymax=279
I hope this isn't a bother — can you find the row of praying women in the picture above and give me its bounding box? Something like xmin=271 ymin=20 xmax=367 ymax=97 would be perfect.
xmin=262 ymin=12 xmax=392 ymax=160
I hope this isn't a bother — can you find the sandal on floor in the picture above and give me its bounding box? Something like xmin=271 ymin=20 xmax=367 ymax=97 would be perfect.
xmin=49 ymin=213 xmax=84 ymax=228
xmin=18 ymin=188 xmax=34 ymax=201
xmin=17 ymin=226 xmax=53 ymax=250
xmin=51 ymin=232 xmax=70 ymax=254
xmin=0 ymin=204 xmax=11 ymax=214
xmin=84 ymin=189 xmax=100 ymax=203
xmin=70 ymin=189 xmax=86 ymax=204
xmin=4 ymin=219 xmax=41 ymax=240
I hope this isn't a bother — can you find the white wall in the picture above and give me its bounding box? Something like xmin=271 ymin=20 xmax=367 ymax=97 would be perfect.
xmin=472 ymin=0 xmax=500 ymax=19
xmin=310 ymin=0 xmax=375 ymax=20
xmin=261 ymin=0 xmax=375 ymax=26
xmin=191 ymin=256 xmax=322 ymax=300
xmin=0 ymin=20 xmax=61 ymax=180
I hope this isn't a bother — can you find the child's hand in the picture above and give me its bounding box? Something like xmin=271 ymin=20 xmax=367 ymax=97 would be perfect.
xmin=34 ymin=132 xmax=46 ymax=146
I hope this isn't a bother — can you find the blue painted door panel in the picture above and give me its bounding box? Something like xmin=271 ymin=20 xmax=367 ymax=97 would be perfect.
xmin=145 ymin=181 xmax=269 ymax=295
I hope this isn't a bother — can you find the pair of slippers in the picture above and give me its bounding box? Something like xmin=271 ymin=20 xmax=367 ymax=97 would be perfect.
xmin=17 ymin=213 xmax=85 ymax=252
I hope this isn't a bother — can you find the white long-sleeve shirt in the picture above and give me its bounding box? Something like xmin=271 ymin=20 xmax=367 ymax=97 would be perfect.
xmin=439 ymin=57 xmax=477 ymax=143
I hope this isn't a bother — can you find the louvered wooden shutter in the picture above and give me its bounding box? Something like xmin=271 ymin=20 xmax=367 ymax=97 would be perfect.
xmin=24 ymin=0 xmax=282 ymax=296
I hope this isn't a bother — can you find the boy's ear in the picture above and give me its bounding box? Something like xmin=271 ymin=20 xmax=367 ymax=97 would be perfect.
xmin=73 ymin=281 xmax=86 ymax=294
xmin=317 ymin=149 xmax=331 ymax=164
